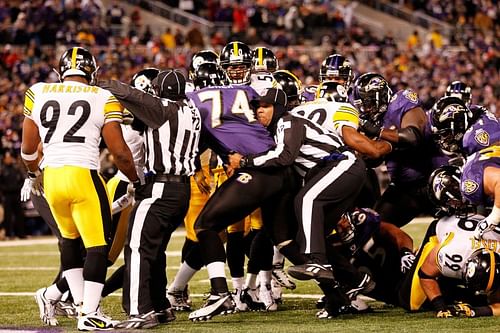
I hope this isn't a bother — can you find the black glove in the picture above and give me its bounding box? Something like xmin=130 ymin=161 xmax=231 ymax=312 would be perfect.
xmin=359 ymin=118 xmax=382 ymax=138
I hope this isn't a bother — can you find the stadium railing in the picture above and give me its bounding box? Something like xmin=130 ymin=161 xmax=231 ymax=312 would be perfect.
xmin=362 ymin=0 xmax=453 ymax=37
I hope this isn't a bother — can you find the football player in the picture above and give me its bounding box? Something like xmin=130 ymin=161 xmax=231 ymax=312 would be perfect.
xmin=353 ymin=72 xmax=434 ymax=227
xmin=273 ymin=70 xmax=303 ymax=110
xmin=403 ymin=165 xmax=500 ymax=317
xmin=22 ymin=46 xmax=139 ymax=330
xmin=187 ymin=50 xmax=220 ymax=93
xmin=250 ymin=46 xmax=281 ymax=95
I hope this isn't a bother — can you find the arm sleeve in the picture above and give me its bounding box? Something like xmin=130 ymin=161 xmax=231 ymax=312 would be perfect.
xmin=23 ymin=86 xmax=36 ymax=119
xmin=98 ymin=79 xmax=180 ymax=129
xmin=250 ymin=117 xmax=303 ymax=168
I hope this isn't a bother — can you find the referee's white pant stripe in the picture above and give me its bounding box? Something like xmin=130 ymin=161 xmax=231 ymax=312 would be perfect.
xmin=129 ymin=182 xmax=164 ymax=315
xmin=302 ymin=153 xmax=355 ymax=254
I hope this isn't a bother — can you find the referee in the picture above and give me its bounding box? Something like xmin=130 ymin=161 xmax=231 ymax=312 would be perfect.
xmin=229 ymin=88 xmax=367 ymax=315
xmin=99 ymin=69 xmax=201 ymax=329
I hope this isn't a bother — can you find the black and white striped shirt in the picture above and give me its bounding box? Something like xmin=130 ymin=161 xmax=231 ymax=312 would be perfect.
xmin=99 ymin=80 xmax=201 ymax=176
xmin=143 ymin=99 xmax=200 ymax=176
xmin=250 ymin=113 xmax=348 ymax=177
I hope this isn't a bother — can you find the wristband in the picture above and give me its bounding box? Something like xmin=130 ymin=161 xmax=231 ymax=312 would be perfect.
xmin=486 ymin=206 xmax=500 ymax=225
xmin=400 ymin=247 xmax=413 ymax=256
xmin=21 ymin=150 xmax=39 ymax=161
xmin=27 ymin=169 xmax=42 ymax=178
xmin=132 ymin=179 xmax=141 ymax=189
xmin=471 ymin=306 xmax=493 ymax=317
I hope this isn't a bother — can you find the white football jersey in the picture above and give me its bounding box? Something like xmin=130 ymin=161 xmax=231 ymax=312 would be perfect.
xmin=185 ymin=81 xmax=195 ymax=93
xmin=435 ymin=214 xmax=500 ymax=279
xmin=250 ymin=73 xmax=281 ymax=96
xmin=290 ymin=99 xmax=359 ymax=137
xmin=24 ymin=81 xmax=123 ymax=170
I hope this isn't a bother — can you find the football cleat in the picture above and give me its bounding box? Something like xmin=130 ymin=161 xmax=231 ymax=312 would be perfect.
xmin=155 ymin=307 xmax=176 ymax=324
xmin=188 ymin=292 xmax=236 ymax=321
xmin=233 ymin=289 xmax=248 ymax=312
xmin=114 ymin=310 xmax=159 ymax=329
xmin=167 ymin=287 xmax=192 ymax=311
xmin=287 ymin=263 xmax=335 ymax=281
xmin=259 ymin=284 xmax=278 ymax=311
xmin=271 ymin=279 xmax=283 ymax=304
xmin=345 ymin=273 xmax=376 ymax=300
xmin=240 ymin=287 xmax=264 ymax=311
xmin=272 ymin=263 xmax=297 ymax=290
xmin=55 ymin=300 xmax=79 ymax=318
xmin=34 ymin=287 xmax=59 ymax=326
xmin=77 ymin=311 xmax=116 ymax=331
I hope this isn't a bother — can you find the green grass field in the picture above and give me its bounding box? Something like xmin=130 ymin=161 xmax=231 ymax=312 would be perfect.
xmin=0 ymin=218 xmax=498 ymax=332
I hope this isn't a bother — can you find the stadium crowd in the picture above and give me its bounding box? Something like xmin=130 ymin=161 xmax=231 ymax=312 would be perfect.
xmin=0 ymin=0 xmax=499 ymax=330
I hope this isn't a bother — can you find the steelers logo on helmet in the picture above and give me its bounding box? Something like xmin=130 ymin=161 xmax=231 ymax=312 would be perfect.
xmin=466 ymin=261 xmax=476 ymax=280
xmin=336 ymin=84 xmax=347 ymax=98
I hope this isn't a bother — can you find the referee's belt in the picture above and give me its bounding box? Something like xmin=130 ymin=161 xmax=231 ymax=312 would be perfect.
xmin=152 ymin=174 xmax=189 ymax=183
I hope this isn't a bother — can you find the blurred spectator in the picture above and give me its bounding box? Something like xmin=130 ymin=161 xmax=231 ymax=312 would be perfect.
xmin=161 ymin=27 xmax=176 ymax=49
xmin=407 ymin=30 xmax=420 ymax=50
xmin=0 ymin=150 xmax=25 ymax=239
xmin=186 ymin=24 xmax=205 ymax=48
xmin=427 ymin=28 xmax=443 ymax=50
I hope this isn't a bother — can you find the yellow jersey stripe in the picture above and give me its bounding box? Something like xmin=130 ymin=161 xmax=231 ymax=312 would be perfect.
xmin=71 ymin=47 xmax=78 ymax=69
xmin=25 ymin=88 xmax=35 ymax=100
xmin=24 ymin=90 xmax=35 ymax=116
xmin=333 ymin=111 xmax=359 ymax=126
xmin=486 ymin=250 xmax=495 ymax=292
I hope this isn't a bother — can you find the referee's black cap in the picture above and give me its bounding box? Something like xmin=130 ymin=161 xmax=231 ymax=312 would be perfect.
xmin=154 ymin=69 xmax=186 ymax=100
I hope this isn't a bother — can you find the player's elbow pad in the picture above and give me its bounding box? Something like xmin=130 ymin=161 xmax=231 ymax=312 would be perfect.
xmin=396 ymin=126 xmax=423 ymax=150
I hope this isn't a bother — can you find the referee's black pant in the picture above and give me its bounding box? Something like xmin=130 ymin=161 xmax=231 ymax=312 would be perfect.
xmin=122 ymin=178 xmax=190 ymax=316
xmin=295 ymin=152 xmax=366 ymax=261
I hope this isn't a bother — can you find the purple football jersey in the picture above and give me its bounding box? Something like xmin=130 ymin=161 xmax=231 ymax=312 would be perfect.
xmin=188 ymin=85 xmax=275 ymax=160
xmin=463 ymin=109 xmax=500 ymax=156
xmin=461 ymin=146 xmax=500 ymax=205
xmin=382 ymin=89 xmax=431 ymax=183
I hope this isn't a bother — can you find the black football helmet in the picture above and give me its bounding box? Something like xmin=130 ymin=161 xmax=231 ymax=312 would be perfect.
xmin=219 ymin=41 xmax=253 ymax=85
xmin=131 ymin=67 xmax=160 ymax=95
xmin=319 ymin=54 xmax=354 ymax=87
xmin=252 ymin=46 xmax=278 ymax=73
xmin=272 ymin=70 xmax=303 ymax=109
xmin=430 ymin=96 xmax=473 ymax=156
xmin=428 ymin=165 xmax=470 ymax=215
xmin=463 ymin=249 xmax=500 ymax=294
xmin=445 ymin=81 xmax=472 ymax=106
xmin=315 ymin=81 xmax=349 ymax=103
xmin=189 ymin=50 xmax=219 ymax=81
xmin=193 ymin=63 xmax=227 ymax=90
xmin=58 ymin=47 xmax=98 ymax=84
xmin=332 ymin=208 xmax=381 ymax=254
xmin=352 ymin=73 xmax=392 ymax=123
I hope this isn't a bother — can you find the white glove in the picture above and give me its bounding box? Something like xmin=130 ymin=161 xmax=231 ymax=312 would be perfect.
xmin=20 ymin=174 xmax=43 ymax=202
xmin=473 ymin=218 xmax=497 ymax=240
xmin=111 ymin=192 xmax=134 ymax=215
xmin=400 ymin=249 xmax=416 ymax=274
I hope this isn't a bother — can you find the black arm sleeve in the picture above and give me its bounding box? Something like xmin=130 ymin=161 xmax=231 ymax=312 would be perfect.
xmin=98 ymin=80 xmax=180 ymax=129
xmin=396 ymin=126 xmax=423 ymax=150
xmin=248 ymin=117 xmax=303 ymax=168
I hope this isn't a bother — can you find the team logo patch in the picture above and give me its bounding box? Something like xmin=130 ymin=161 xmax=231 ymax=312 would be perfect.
xmin=236 ymin=172 xmax=252 ymax=184
xmin=403 ymin=90 xmax=418 ymax=103
xmin=462 ymin=179 xmax=479 ymax=194
xmin=474 ymin=129 xmax=490 ymax=146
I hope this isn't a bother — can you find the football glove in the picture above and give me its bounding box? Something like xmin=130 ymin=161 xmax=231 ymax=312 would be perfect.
xmin=473 ymin=218 xmax=497 ymax=240
xmin=20 ymin=171 xmax=43 ymax=202
xmin=436 ymin=309 xmax=455 ymax=318
xmin=111 ymin=192 xmax=134 ymax=215
xmin=400 ymin=250 xmax=416 ymax=274
xmin=451 ymin=302 xmax=473 ymax=317
xmin=359 ymin=118 xmax=382 ymax=138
